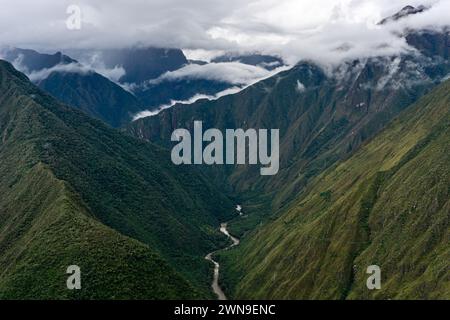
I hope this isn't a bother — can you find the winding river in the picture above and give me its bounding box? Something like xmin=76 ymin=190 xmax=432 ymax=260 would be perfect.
xmin=205 ymin=208 xmax=241 ymax=300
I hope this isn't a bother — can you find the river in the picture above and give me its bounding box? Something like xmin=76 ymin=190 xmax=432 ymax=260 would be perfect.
xmin=205 ymin=209 xmax=241 ymax=300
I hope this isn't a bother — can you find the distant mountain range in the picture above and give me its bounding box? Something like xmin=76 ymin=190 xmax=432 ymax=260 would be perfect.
xmin=1 ymin=46 xmax=285 ymax=127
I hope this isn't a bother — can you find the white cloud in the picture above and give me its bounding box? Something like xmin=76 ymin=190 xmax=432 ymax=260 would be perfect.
xmin=0 ymin=0 xmax=448 ymax=68
xmin=183 ymin=49 xmax=226 ymax=62
xmin=93 ymin=65 xmax=126 ymax=82
xmin=132 ymin=86 xmax=242 ymax=120
xmin=296 ymin=80 xmax=306 ymax=92
xmin=376 ymin=56 xmax=402 ymax=90
xmin=149 ymin=62 xmax=285 ymax=85
xmin=133 ymin=62 xmax=291 ymax=119
xmin=16 ymin=59 xmax=126 ymax=84
xmin=27 ymin=62 xmax=92 ymax=82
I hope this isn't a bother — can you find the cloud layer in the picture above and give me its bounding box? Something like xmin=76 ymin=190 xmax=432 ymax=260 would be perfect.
xmin=149 ymin=62 xmax=288 ymax=85
xmin=1 ymin=0 xmax=449 ymax=67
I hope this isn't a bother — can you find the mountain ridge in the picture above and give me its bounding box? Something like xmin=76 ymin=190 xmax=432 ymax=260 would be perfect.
xmin=218 ymin=78 xmax=450 ymax=299
xmin=0 ymin=59 xmax=234 ymax=298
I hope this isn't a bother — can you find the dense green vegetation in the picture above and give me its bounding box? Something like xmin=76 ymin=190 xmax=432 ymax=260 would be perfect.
xmin=218 ymin=79 xmax=450 ymax=299
xmin=1 ymin=29 xmax=448 ymax=300
xmin=127 ymin=30 xmax=450 ymax=300
xmin=0 ymin=60 xmax=234 ymax=299
xmin=129 ymin=53 xmax=449 ymax=238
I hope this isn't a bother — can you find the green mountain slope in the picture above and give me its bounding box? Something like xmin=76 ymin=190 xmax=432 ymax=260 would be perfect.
xmin=128 ymin=38 xmax=450 ymax=236
xmin=37 ymin=71 xmax=144 ymax=127
xmin=0 ymin=60 xmax=234 ymax=298
xmin=219 ymin=79 xmax=450 ymax=299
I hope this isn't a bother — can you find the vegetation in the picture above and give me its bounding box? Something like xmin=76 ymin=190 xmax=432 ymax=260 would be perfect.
xmin=218 ymin=79 xmax=450 ymax=299
xmin=0 ymin=60 xmax=234 ymax=299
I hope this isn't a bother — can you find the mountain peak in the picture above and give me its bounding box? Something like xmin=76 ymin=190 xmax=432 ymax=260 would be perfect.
xmin=378 ymin=4 xmax=428 ymax=25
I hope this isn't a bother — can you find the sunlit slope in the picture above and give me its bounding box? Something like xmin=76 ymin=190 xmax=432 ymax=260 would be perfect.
xmin=220 ymin=79 xmax=450 ymax=299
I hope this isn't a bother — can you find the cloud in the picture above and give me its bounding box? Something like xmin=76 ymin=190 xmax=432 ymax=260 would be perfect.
xmin=132 ymin=86 xmax=243 ymax=120
xmin=149 ymin=62 xmax=286 ymax=85
xmin=14 ymin=59 xmax=126 ymax=84
xmin=0 ymin=0 xmax=448 ymax=68
xmin=10 ymin=53 xmax=29 ymax=74
xmin=133 ymin=62 xmax=291 ymax=119
xmin=62 ymin=50 xmax=127 ymax=82
xmin=92 ymin=65 xmax=126 ymax=82
xmin=296 ymin=80 xmax=306 ymax=92
xmin=27 ymin=62 xmax=92 ymax=82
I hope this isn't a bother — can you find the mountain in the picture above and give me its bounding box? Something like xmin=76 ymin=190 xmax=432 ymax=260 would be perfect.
xmin=406 ymin=29 xmax=450 ymax=59
xmin=126 ymin=26 xmax=450 ymax=300
xmin=131 ymin=53 xmax=285 ymax=113
xmin=0 ymin=60 xmax=234 ymax=299
xmin=378 ymin=5 xmax=428 ymax=25
xmin=1 ymin=47 xmax=146 ymax=127
xmin=36 ymin=71 xmax=144 ymax=127
xmin=218 ymin=78 xmax=450 ymax=299
xmin=128 ymin=29 xmax=450 ymax=222
xmin=0 ymin=47 xmax=76 ymax=72
xmin=132 ymin=78 xmax=234 ymax=112
xmin=3 ymin=47 xmax=288 ymax=125
xmin=87 ymin=47 xmax=189 ymax=84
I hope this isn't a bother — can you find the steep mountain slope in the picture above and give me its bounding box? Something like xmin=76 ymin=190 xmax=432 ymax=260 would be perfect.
xmin=133 ymin=77 xmax=233 ymax=112
xmin=128 ymin=30 xmax=450 ymax=222
xmin=36 ymin=71 xmax=143 ymax=127
xmin=131 ymin=53 xmax=285 ymax=112
xmin=0 ymin=60 xmax=234 ymax=298
xmin=219 ymin=79 xmax=450 ymax=299
xmin=1 ymin=47 xmax=146 ymax=127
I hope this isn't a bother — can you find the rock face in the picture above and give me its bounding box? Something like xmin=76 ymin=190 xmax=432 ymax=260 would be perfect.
xmin=378 ymin=5 xmax=428 ymax=25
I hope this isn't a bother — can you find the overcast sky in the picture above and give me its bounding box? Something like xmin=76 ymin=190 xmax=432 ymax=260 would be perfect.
xmin=0 ymin=0 xmax=449 ymax=66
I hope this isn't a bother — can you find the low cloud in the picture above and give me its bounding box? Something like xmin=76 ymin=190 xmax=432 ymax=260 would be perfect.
xmin=27 ymin=62 xmax=91 ymax=82
xmin=149 ymin=62 xmax=287 ymax=85
xmin=133 ymin=63 xmax=291 ymax=119
xmin=93 ymin=65 xmax=126 ymax=82
xmin=296 ymin=80 xmax=306 ymax=92
xmin=11 ymin=57 xmax=126 ymax=84
xmin=133 ymin=86 xmax=242 ymax=120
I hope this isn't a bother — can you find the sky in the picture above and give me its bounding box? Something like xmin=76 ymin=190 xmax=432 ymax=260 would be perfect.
xmin=0 ymin=0 xmax=449 ymax=66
